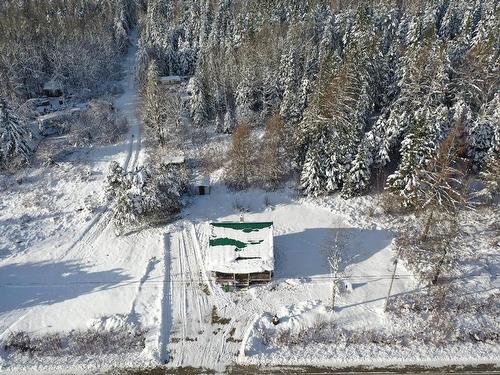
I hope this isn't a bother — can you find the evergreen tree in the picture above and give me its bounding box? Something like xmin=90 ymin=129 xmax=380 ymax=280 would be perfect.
xmin=223 ymin=109 xmax=235 ymax=134
xmin=300 ymin=143 xmax=325 ymax=197
xmin=342 ymin=141 xmax=372 ymax=198
xmin=190 ymin=74 xmax=209 ymax=127
xmin=0 ymin=98 xmax=32 ymax=168
xmin=386 ymin=113 xmax=442 ymax=207
xmin=110 ymin=162 xmax=187 ymax=232
xmin=143 ymin=60 xmax=166 ymax=145
xmin=467 ymin=94 xmax=499 ymax=167
xmin=106 ymin=161 xmax=129 ymax=199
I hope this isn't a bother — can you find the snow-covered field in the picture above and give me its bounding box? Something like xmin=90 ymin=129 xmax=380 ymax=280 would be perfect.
xmin=1 ymin=35 xmax=498 ymax=375
xmin=0 ymin=31 xmax=166 ymax=373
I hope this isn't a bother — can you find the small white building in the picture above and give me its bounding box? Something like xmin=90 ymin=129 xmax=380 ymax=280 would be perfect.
xmin=207 ymin=222 xmax=274 ymax=286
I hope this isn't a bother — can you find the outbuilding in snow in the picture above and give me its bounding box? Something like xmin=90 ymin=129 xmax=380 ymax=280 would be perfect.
xmin=192 ymin=175 xmax=210 ymax=195
xmin=159 ymin=75 xmax=182 ymax=85
xmin=207 ymin=221 xmax=274 ymax=286
xmin=164 ymin=155 xmax=185 ymax=166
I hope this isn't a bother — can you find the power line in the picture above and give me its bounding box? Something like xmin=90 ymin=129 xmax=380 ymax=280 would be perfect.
xmin=0 ymin=274 xmax=495 ymax=287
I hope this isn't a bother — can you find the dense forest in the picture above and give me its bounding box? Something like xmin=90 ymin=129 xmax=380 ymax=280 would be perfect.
xmin=1 ymin=0 xmax=498 ymax=206
xmin=136 ymin=0 xmax=499 ymax=205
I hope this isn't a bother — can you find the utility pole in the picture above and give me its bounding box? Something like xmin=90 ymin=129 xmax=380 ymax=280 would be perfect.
xmin=328 ymin=257 xmax=336 ymax=309
xmin=329 ymin=232 xmax=340 ymax=311
xmin=384 ymin=256 xmax=399 ymax=312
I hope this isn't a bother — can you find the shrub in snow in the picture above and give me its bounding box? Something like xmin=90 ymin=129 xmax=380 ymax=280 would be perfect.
xmin=387 ymin=285 xmax=499 ymax=346
xmin=200 ymin=143 xmax=225 ymax=175
xmin=1 ymin=326 xmax=147 ymax=357
xmin=0 ymin=97 xmax=33 ymax=169
xmin=254 ymin=293 xmax=499 ymax=350
xmin=69 ymin=99 xmax=128 ymax=146
xmin=35 ymin=141 xmax=59 ymax=167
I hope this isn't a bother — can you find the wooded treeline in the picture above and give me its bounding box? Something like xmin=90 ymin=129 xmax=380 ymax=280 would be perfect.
xmin=0 ymin=0 xmax=138 ymax=168
xmin=138 ymin=0 xmax=499 ymax=203
xmin=0 ymin=0 xmax=136 ymax=101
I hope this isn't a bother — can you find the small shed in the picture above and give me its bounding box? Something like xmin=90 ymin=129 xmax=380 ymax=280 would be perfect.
xmin=207 ymin=222 xmax=274 ymax=286
xmin=193 ymin=175 xmax=210 ymax=195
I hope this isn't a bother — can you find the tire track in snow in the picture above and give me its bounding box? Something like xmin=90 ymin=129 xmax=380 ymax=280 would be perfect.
xmin=159 ymin=233 xmax=172 ymax=364
xmin=181 ymin=229 xmax=203 ymax=326
xmin=60 ymin=30 xmax=142 ymax=262
xmin=166 ymin=223 xmax=241 ymax=370
xmin=173 ymin=231 xmax=187 ymax=365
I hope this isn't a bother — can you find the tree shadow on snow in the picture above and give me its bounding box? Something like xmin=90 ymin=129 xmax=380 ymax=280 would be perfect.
xmin=274 ymin=227 xmax=394 ymax=279
xmin=0 ymin=260 xmax=131 ymax=314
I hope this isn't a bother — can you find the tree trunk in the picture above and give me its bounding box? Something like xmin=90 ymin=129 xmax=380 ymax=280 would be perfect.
xmin=421 ymin=209 xmax=434 ymax=241
xmin=431 ymin=248 xmax=448 ymax=285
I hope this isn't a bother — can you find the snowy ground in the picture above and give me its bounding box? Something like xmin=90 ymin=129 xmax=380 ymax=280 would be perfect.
xmin=0 ymin=31 xmax=167 ymax=373
xmin=163 ymin=187 xmax=498 ymax=371
xmin=1 ymin=34 xmax=498 ymax=374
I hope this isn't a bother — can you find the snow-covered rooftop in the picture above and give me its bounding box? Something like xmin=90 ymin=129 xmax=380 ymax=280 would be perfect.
xmin=207 ymin=222 xmax=274 ymax=274
xmin=159 ymin=75 xmax=182 ymax=84
xmin=164 ymin=155 xmax=185 ymax=165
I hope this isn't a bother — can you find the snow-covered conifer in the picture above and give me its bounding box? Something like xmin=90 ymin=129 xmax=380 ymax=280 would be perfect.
xmin=223 ymin=109 xmax=235 ymax=134
xmin=105 ymin=161 xmax=129 ymax=199
xmin=0 ymin=98 xmax=32 ymax=168
xmin=190 ymin=75 xmax=209 ymax=127
xmin=467 ymin=94 xmax=499 ymax=167
xmin=300 ymin=144 xmax=325 ymax=197
xmin=342 ymin=141 xmax=372 ymax=198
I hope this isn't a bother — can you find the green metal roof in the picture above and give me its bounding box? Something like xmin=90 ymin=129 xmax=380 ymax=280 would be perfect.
xmin=210 ymin=222 xmax=273 ymax=233
xmin=209 ymin=237 xmax=248 ymax=249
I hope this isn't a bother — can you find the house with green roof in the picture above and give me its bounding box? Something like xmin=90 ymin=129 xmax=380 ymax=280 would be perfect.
xmin=207 ymin=221 xmax=274 ymax=286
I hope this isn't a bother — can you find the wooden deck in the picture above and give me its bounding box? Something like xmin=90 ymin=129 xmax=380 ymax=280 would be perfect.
xmin=215 ymin=271 xmax=272 ymax=287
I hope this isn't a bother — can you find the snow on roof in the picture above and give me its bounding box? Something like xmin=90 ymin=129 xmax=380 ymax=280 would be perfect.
xmin=193 ymin=175 xmax=210 ymax=186
xmin=164 ymin=155 xmax=185 ymax=165
xmin=37 ymin=108 xmax=81 ymax=124
xmin=159 ymin=75 xmax=182 ymax=84
xmin=207 ymin=222 xmax=274 ymax=274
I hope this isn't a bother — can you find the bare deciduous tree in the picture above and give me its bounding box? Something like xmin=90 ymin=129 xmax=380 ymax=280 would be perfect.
xmin=225 ymin=123 xmax=256 ymax=189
